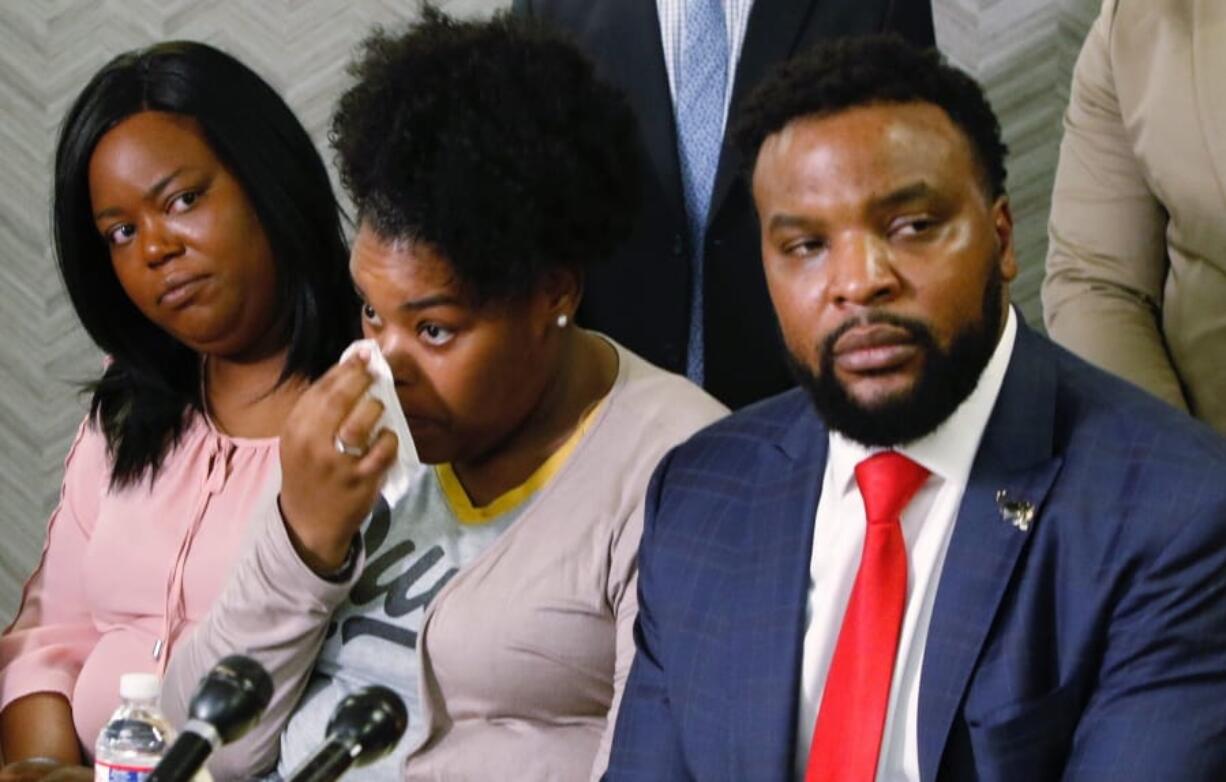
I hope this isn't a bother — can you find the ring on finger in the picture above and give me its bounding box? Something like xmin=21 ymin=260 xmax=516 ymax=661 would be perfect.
xmin=334 ymin=434 xmax=366 ymax=458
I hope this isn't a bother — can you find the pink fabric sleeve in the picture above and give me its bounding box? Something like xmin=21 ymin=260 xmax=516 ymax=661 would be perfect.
xmin=160 ymin=485 xmax=362 ymax=781
xmin=0 ymin=418 xmax=107 ymax=711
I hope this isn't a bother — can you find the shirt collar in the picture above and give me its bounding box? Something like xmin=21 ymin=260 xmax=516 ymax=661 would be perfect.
xmin=826 ymin=306 xmax=1019 ymax=495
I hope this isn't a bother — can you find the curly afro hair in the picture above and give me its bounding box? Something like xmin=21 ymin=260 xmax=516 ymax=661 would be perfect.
xmin=331 ymin=7 xmax=642 ymax=302
xmin=734 ymin=35 xmax=1008 ymax=200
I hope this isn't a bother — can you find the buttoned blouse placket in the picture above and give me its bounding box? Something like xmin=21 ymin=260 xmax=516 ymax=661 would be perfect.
xmin=151 ymin=430 xmax=235 ymax=674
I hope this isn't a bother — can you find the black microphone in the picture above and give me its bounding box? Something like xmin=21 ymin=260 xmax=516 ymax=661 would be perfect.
xmin=283 ymin=686 xmax=408 ymax=782
xmin=148 ymin=655 xmax=274 ymax=782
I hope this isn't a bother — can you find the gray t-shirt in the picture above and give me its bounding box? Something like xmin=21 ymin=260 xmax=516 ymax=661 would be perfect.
xmin=277 ymin=469 xmax=522 ymax=780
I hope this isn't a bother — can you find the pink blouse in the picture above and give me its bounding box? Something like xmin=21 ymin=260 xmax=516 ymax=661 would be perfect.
xmin=0 ymin=412 xmax=279 ymax=754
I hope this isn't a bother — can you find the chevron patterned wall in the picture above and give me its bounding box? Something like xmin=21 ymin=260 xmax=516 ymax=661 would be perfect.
xmin=0 ymin=0 xmax=1098 ymax=623
xmin=936 ymin=0 xmax=1100 ymax=327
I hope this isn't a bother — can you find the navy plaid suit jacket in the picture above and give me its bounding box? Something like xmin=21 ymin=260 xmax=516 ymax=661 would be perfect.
xmin=606 ymin=323 xmax=1226 ymax=781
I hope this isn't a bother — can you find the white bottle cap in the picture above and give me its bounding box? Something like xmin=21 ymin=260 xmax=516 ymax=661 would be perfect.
xmin=119 ymin=672 xmax=160 ymax=701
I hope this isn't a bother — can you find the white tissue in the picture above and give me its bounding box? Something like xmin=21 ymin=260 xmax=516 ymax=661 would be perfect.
xmin=339 ymin=339 xmax=422 ymax=507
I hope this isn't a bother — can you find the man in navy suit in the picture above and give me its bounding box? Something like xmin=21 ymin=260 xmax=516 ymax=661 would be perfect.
xmin=607 ymin=36 xmax=1226 ymax=781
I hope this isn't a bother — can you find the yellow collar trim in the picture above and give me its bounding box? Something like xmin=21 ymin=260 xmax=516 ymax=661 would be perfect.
xmin=436 ymin=396 xmax=607 ymax=525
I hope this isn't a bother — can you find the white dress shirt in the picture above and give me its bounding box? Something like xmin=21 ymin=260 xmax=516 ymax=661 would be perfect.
xmin=795 ymin=308 xmax=1019 ymax=781
xmin=655 ymin=0 xmax=755 ymax=135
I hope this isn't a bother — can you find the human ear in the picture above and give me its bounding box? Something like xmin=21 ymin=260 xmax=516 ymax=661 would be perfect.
xmin=992 ymin=196 xmax=1018 ymax=283
xmin=535 ymin=267 xmax=583 ymax=333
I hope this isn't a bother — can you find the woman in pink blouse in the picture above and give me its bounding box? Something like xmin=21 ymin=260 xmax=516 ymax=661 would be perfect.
xmin=0 ymin=42 xmax=357 ymax=771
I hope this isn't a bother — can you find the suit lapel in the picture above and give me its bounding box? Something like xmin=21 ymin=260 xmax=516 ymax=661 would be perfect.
xmin=917 ymin=325 xmax=1065 ymax=781
xmin=610 ymin=0 xmax=686 ymax=219
xmin=731 ymin=393 xmax=827 ymax=777
xmin=708 ymin=0 xmax=820 ymax=222
xmin=1191 ymin=0 xmax=1226 ymax=211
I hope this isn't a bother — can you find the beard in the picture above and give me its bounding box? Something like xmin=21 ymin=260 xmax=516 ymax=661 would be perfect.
xmin=789 ymin=264 xmax=1004 ymax=447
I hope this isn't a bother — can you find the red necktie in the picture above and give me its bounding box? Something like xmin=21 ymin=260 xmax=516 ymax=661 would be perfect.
xmin=805 ymin=451 xmax=930 ymax=782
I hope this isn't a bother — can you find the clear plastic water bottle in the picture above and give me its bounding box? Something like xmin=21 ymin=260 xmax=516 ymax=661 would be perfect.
xmin=94 ymin=672 xmax=176 ymax=781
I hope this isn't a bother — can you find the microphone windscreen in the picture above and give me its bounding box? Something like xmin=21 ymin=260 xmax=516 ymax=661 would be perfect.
xmin=188 ymin=654 xmax=274 ymax=743
xmin=327 ymin=685 xmax=408 ymax=766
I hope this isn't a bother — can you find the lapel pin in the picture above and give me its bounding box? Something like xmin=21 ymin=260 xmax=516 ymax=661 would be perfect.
xmin=996 ymin=490 xmax=1035 ymax=532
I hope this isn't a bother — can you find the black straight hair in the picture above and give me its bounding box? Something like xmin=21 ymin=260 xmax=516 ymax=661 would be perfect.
xmin=54 ymin=41 xmax=358 ymax=487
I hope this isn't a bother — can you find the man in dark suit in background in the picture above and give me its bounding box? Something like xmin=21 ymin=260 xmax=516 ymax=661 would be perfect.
xmin=512 ymin=0 xmax=934 ymax=408
xmin=608 ymin=37 xmax=1226 ymax=781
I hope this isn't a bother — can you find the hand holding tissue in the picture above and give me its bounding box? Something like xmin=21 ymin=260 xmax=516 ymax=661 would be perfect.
xmin=339 ymin=339 xmax=423 ymax=507
xmin=276 ymin=339 xmax=425 ymax=574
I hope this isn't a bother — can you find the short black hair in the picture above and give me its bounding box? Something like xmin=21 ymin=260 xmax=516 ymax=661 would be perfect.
xmin=331 ymin=7 xmax=642 ymax=302
xmin=54 ymin=41 xmax=358 ymax=486
xmin=734 ymin=35 xmax=1008 ymax=200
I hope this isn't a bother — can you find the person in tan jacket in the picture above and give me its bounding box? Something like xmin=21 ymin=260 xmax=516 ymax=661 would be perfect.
xmin=158 ymin=10 xmax=727 ymax=781
xmin=1042 ymin=0 xmax=1226 ymax=434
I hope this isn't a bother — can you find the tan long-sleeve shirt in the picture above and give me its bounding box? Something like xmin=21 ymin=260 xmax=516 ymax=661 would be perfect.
xmin=1043 ymin=0 xmax=1226 ymax=434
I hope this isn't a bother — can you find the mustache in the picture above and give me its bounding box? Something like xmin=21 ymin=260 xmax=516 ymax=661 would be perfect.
xmin=820 ymin=311 xmax=935 ymax=356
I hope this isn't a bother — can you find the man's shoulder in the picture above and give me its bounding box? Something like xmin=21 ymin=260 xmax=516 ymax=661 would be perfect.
xmin=642 ymin=389 xmax=820 ymax=553
xmin=1048 ymin=338 xmax=1226 ymax=468
xmin=663 ymin=387 xmax=817 ymax=471
xmin=1040 ymin=337 xmax=1226 ymax=524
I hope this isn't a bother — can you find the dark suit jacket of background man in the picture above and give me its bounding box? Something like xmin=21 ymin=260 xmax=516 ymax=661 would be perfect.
xmin=607 ymin=322 xmax=1226 ymax=780
xmin=512 ymin=0 xmax=935 ymax=408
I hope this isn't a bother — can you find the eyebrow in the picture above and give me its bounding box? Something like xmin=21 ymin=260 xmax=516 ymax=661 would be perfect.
xmin=766 ymin=181 xmax=941 ymax=232
xmin=353 ymin=283 xmax=461 ymax=312
xmin=767 ymin=213 xmax=817 ymax=232
xmin=93 ymin=167 xmax=188 ymax=221
xmin=399 ymin=294 xmax=462 ymax=311
xmin=872 ymin=181 xmax=937 ymax=211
